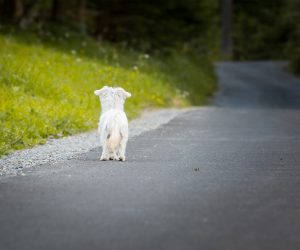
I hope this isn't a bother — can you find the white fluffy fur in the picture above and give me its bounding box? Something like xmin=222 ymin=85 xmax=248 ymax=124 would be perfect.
xmin=94 ymin=86 xmax=131 ymax=161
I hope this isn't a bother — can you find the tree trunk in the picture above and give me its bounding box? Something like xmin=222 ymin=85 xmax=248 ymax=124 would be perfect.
xmin=1 ymin=0 xmax=23 ymax=20
xmin=78 ymin=0 xmax=86 ymax=34
xmin=221 ymin=0 xmax=233 ymax=59
xmin=51 ymin=0 xmax=63 ymax=21
xmin=19 ymin=1 xmax=40 ymax=29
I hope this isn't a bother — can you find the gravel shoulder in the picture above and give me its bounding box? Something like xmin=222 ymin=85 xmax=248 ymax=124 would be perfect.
xmin=0 ymin=108 xmax=188 ymax=176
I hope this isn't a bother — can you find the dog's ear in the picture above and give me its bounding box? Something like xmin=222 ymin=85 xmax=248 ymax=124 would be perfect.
xmin=116 ymin=87 xmax=131 ymax=99
xmin=94 ymin=86 xmax=108 ymax=96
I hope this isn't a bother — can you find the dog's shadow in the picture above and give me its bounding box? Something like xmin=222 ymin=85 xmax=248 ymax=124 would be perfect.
xmin=75 ymin=147 xmax=131 ymax=162
xmin=74 ymin=141 xmax=149 ymax=163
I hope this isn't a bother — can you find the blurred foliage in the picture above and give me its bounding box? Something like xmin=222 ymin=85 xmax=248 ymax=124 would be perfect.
xmin=233 ymin=0 xmax=294 ymax=60
xmin=93 ymin=0 xmax=219 ymax=56
xmin=0 ymin=0 xmax=220 ymax=57
xmin=287 ymin=1 xmax=300 ymax=74
xmin=233 ymin=0 xmax=300 ymax=74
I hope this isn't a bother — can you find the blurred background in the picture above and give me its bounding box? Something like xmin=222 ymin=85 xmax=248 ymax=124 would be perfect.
xmin=1 ymin=0 xmax=300 ymax=155
xmin=0 ymin=0 xmax=219 ymax=55
xmin=1 ymin=0 xmax=300 ymax=66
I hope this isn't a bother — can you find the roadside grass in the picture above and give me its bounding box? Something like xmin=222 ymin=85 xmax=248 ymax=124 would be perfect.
xmin=0 ymin=27 xmax=217 ymax=156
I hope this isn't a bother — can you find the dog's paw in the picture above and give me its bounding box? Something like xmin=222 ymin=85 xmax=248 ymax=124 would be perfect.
xmin=119 ymin=156 xmax=126 ymax=162
xmin=100 ymin=156 xmax=108 ymax=161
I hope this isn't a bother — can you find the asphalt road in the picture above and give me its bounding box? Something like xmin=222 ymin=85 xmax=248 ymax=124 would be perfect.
xmin=1 ymin=61 xmax=300 ymax=250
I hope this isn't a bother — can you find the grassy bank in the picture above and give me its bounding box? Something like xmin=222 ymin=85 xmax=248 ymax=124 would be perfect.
xmin=0 ymin=28 xmax=216 ymax=156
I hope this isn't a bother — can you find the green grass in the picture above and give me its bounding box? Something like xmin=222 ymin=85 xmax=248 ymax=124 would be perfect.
xmin=0 ymin=27 xmax=217 ymax=156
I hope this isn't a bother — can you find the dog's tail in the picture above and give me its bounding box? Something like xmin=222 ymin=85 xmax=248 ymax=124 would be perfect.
xmin=106 ymin=124 xmax=121 ymax=151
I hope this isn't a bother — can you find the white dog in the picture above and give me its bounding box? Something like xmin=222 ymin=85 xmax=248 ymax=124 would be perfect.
xmin=94 ymin=86 xmax=131 ymax=161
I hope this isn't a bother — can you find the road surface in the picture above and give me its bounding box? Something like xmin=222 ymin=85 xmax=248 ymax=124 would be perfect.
xmin=1 ymin=61 xmax=300 ymax=250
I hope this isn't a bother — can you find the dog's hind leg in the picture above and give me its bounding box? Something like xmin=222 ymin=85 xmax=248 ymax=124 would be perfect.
xmin=118 ymin=136 xmax=128 ymax=161
xmin=100 ymin=144 xmax=110 ymax=161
